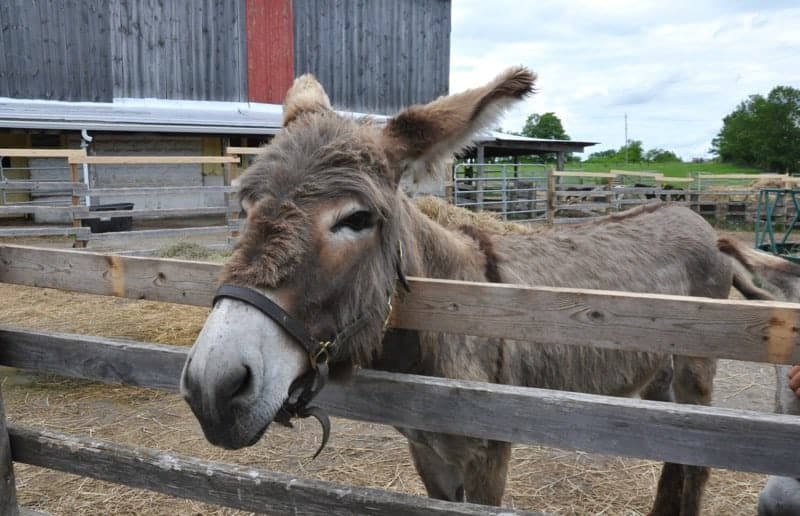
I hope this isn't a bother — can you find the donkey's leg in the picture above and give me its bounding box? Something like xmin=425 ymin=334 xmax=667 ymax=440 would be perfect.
xmin=463 ymin=440 xmax=511 ymax=506
xmin=671 ymin=356 xmax=717 ymax=516
xmin=641 ymin=363 xmax=686 ymax=516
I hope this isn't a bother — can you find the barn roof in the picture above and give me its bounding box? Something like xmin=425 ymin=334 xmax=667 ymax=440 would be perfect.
xmin=0 ymin=98 xmax=287 ymax=135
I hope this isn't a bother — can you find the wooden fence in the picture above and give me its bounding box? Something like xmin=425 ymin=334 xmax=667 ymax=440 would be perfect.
xmin=452 ymin=166 xmax=795 ymax=225
xmin=0 ymin=147 xmax=272 ymax=246
xmin=546 ymin=170 xmax=793 ymax=224
xmin=0 ymin=243 xmax=800 ymax=514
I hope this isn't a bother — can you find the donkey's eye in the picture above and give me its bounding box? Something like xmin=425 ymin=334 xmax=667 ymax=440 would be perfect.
xmin=331 ymin=210 xmax=375 ymax=233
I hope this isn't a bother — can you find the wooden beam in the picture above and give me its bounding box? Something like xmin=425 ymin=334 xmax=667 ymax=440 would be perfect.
xmin=697 ymin=173 xmax=785 ymax=180
xmin=390 ymin=277 xmax=800 ymax=365
xmin=0 ymin=328 xmax=188 ymax=392
xmin=0 ymin=181 xmax=87 ymax=194
xmin=68 ymin=156 xmax=240 ymax=165
xmin=0 ymin=245 xmax=219 ymax=305
xmin=87 ymin=186 xmax=237 ymax=196
xmin=0 ymin=206 xmax=88 ymax=217
xmin=8 ymin=425 xmax=530 ymax=516
xmin=2 ymin=245 xmax=800 ymax=364
xmin=82 ymin=207 xmax=232 ymax=220
xmin=0 ymin=149 xmax=84 ymax=159
xmin=225 ymin=146 xmax=264 ymax=155
xmin=0 ymin=227 xmax=90 ymax=238
xmin=1 ymin=328 xmax=800 ymax=477
xmin=609 ymin=170 xmax=663 ymax=179
xmin=87 ymin=226 xmax=232 ymax=242
xmin=552 ymin=171 xmax=617 ymax=179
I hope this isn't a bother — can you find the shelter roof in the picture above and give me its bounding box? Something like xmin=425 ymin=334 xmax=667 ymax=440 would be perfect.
xmin=463 ymin=131 xmax=598 ymax=158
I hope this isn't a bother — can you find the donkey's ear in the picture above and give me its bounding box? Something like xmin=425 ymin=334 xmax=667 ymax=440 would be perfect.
xmin=383 ymin=66 xmax=536 ymax=183
xmin=282 ymin=74 xmax=333 ymax=127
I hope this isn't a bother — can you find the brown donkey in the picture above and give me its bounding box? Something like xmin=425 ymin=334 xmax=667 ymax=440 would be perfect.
xmin=181 ymin=68 xmax=752 ymax=514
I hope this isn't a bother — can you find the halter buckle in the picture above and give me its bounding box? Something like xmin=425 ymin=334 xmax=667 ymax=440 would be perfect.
xmin=310 ymin=341 xmax=332 ymax=368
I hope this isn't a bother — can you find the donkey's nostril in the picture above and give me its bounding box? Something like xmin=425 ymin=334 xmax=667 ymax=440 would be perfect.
xmin=231 ymin=365 xmax=253 ymax=401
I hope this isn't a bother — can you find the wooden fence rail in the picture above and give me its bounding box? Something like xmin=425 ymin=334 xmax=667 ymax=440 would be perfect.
xmin=2 ymin=244 xmax=800 ymax=513
xmin=8 ymin=423 xmax=529 ymax=516
xmin=1 ymin=244 xmax=798 ymax=364
xmin=0 ymin=326 xmax=799 ymax=478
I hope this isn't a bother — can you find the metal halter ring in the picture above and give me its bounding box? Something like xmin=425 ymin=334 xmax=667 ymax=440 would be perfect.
xmin=310 ymin=341 xmax=332 ymax=368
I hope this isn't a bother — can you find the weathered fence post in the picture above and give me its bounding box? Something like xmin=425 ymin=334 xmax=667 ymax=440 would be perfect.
xmin=69 ymin=161 xmax=88 ymax=248
xmin=0 ymin=382 xmax=19 ymax=515
xmin=546 ymin=167 xmax=555 ymax=225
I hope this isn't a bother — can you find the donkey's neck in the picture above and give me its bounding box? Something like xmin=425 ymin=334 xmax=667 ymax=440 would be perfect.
xmin=398 ymin=196 xmax=488 ymax=282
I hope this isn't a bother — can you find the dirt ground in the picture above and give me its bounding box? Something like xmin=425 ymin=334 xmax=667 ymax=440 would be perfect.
xmin=0 ymin=229 xmax=784 ymax=515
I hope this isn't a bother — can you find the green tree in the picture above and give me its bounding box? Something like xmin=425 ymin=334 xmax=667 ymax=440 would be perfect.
xmin=520 ymin=112 xmax=570 ymax=163
xmin=521 ymin=112 xmax=570 ymax=140
xmin=621 ymin=140 xmax=644 ymax=162
xmin=711 ymin=86 xmax=800 ymax=173
xmin=586 ymin=142 xmax=682 ymax=164
xmin=586 ymin=149 xmax=617 ymax=161
xmin=645 ymin=148 xmax=681 ymax=163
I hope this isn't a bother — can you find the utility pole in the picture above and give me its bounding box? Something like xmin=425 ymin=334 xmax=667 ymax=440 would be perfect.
xmin=624 ymin=113 xmax=628 ymax=164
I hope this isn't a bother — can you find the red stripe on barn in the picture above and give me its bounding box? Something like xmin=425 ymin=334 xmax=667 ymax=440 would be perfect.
xmin=246 ymin=0 xmax=294 ymax=104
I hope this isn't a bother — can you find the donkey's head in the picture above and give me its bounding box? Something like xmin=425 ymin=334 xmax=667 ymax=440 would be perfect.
xmin=181 ymin=67 xmax=536 ymax=449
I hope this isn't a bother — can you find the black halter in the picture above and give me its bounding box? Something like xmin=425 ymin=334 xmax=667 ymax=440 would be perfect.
xmin=212 ymin=250 xmax=410 ymax=459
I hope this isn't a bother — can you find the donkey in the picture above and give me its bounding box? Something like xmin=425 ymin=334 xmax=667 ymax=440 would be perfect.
xmin=180 ymin=67 xmax=754 ymax=515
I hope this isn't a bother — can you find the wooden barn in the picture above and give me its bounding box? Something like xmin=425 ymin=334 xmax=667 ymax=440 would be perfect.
xmin=0 ymin=0 xmax=451 ymax=221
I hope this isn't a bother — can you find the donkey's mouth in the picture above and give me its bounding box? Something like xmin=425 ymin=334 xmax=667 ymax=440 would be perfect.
xmin=198 ymin=416 xmax=272 ymax=451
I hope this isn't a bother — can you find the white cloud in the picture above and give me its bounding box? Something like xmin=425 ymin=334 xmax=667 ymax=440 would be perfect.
xmin=449 ymin=1 xmax=800 ymax=159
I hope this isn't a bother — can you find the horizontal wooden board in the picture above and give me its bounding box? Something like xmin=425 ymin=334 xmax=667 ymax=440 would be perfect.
xmin=662 ymin=177 xmax=696 ymax=183
xmin=698 ymin=174 xmax=785 ymax=180
xmin=0 ymin=205 xmax=87 ymax=216
xmin=0 ymin=181 xmax=87 ymax=194
xmin=82 ymin=207 xmax=231 ymax=220
xmin=225 ymin=146 xmax=263 ymax=155
xmin=0 ymin=228 xmax=89 ymax=238
xmin=1 ymin=328 xmax=799 ymax=477
xmin=0 ymin=149 xmax=84 ymax=158
xmin=69 ymin=156 xmax=239 ymax=165
xmin=0 ymin=245 xmax=219 ymax=304
xmin=2 ymin=245 xmax=800 ymax=364
xmin=390 ymin=277 xmax=800 ymax=365
xmin=0 ymin=328 xmax=188 ymax=391
xmin=554 ymin=203 xmax=612 ymax=210
xmin=553 ymin=172 xmax=616 ymax=179
xmin=609 ymin=170 xmax=663 ymax=179
xmin=87 ymin=226 xmax=232 ymax=242
xmin=8 ymin=424 xmax=529 ymax=516
xmin=87 ymin=186 xmax=237 ymax=196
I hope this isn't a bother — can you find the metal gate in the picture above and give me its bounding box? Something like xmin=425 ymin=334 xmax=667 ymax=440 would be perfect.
xmin=452 ymin=163 xmax=548 ymax=221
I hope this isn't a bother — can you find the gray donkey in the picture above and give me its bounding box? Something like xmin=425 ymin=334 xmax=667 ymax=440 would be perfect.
xmin=181 ymin=67 xmax=767 ymax=515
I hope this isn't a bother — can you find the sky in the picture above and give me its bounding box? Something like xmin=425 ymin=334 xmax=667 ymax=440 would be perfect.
xmin=448 ymin=1 xmax=800 ymax=160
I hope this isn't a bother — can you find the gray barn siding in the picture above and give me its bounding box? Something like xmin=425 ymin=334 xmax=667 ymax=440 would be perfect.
xmin=110 ymin=0 xmax=248 ymax=101
xmin=0 ymin=0 xmax=247 ymax=102
xmin=0 ymin=0 xmax=113 ymax=101
xmin=292 ymin=0 xmax=450 ymax=114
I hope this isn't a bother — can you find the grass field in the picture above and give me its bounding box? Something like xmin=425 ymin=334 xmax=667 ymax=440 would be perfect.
xmin=571 ymin=160 xmax=767 ymax=177
xmin=461 ymin=160 xmax=769 ymax=179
